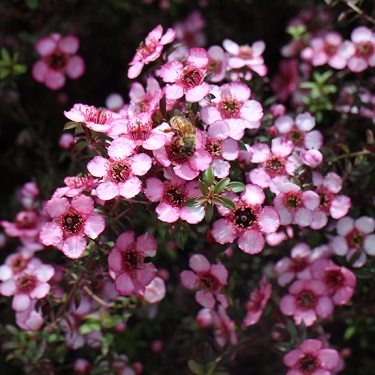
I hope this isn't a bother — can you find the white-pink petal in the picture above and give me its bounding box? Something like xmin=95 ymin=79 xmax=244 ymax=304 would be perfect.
xmin=238 ymin=230 xmax=265 ymax=254
xmin=87 ymin=156 xmax=109 ymax=177
xmin=118 ymin=177 xmax=142 ymax=199
xmin=84 ymin=213 xmax=105 ymax=239
xmin=131 ymin=153 xmax=152 ymax=175
xmin=40 ymin=222 xmax=63 ymax=246
xmin=62 ymin=235 xmax=87 ymax=259
xmin=96 ymin=182 xmax=119 ymax=201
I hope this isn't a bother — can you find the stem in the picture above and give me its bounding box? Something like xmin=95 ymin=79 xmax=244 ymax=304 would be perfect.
xmin=83 ymin=285 xmax=112 ymax=308
xmin=341 ymin=0 xmax=375 ymax=25
xmin=335 ymin=149 xmax=371 ymax=160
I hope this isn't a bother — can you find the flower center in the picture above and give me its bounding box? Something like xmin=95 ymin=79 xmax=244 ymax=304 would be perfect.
xmin=233 ymin=206 xmax=257 ymax=229
xmin=346 ymin=229 xmax=364 ymax=249
xmin=298 ymin=354 xmax=319 ymax=373
xmin=291 ymin=257 xmax=309 ymax=273
xmin=62 ymin=212 xmax=84 ymax=234
xmin=238 ymin=44 xmax=252 ymax=59
xmin=220 ymin=98 xmax=241 ymax=118
xmin=284 ymin=192 xmax=302 ymax=211
xmin=206 ymin=139 xmax=222 ymax=156
xmin=296 ymin=290 xmax=317 ymax=309
xmin=137 ymin=40 xmax=156 ymax=59
xmin=325 ymin=269 xmax=344 ymax=291
xmin=168 ymin=143 xmax=189 ymax=165
xmin=165 ymin=185 xmax=187 ymax=208
xmin=10 ymin=255 xmax=28 ymax=273
xmin=16 ymin=274 xmax=37 ymax=294
xmin=122 ymin=249 xmax=143 ymax=275
xmin=325 ymin=43 xmax=338 ymax=56
xmin=128 ymin=119 xmax=151 ymax=142
xmin=356 ymin=41 xmax=374 ymax=58
xmin=207 ymin=60 xmax=221 ymax=75
xmin=288 ymin=129 xmax=304 ymax=146
xmin=200 ymin=272 xmax=220 ymax=293
xmin=16 ymin=211 xmax=37 ymax=229
xmin=317 ymin=189 xmax=332 ymax=211
xmin=85 ymin=108 xmax=110 ymax=125
xmin=111 ymin=163 xmax=130 ymax=183
xmin=182 ymin=67 xmax=204 ymax=88
xmin=47 ymin=52 xmax=67 ymax=70
xmin=264 ymin=156 xmax=285 ymax=177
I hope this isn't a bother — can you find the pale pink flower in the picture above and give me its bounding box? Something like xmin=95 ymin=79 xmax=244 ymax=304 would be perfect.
xmin=52 ymin=175 xmax=99 ymax=198
xmin=105 ymin=93 xmax=124 ymax=112
xmin=273 ymin=182 xmax=320 ymax=227
xmin=280 ymin=279 xmax=333 ymax=326
xmin=211 ymin=184 xmax=280 ymax=254
xmin=144 ymin=176 xmax=205 ymax=224
xmin=173 ymin=10 xmax=206 ymax=48
xmin=0 ymin=259 xmax=54 ymax=312
xmin=301 ymin=32 xmax=349 ymax=69
xmin=223 ymin=38 xmax=268 ymax=78
xmin=196 ymin=308 xmax=213 ymax=328
xmin=330 ymin=216 xmax=375 ymax=267
xmin=64 ymin=103 xmax=124 ymax=133
xmin=39 ymin=195 xmax=105 ymax=259
xmin=139 ymin=276 xmax=166 ymax=304
xmin=160 ymin=48 xmax=210 ymax=102
xmin=180 ymin=254 xmax=228 ymax=308
xmin=0 ymin=252 xmax=36 ymax=282
xmin=207 ymin=45 xmax=227 ymax=82
xmin=345 ymin=26 xmax=375 ymax=73
xmin=300 ymin=149 xmax=323 ymax=168
xmin=108 ymin=231 xmax=157 ymax=296
xmin=128 ymin=25 xmax=176 ymax=79
xmin=311 ymin=259 xmax=356 ymax=306
xmin=283 ymin=339 xmax=340 ymax=375
xmin=243 ymin=276 xmax=272 ymax=327
xmin=87 ymin=138 xmax=152 ymax=201
xmin=32 ymin=33 xmax=85 ymax=90
xmin=59 ymin=133 xmax=75 ymax=150
xmin=15 ymin=299 xmax=44 ymax=331
xmin=17 ymin=182 xmax=40 ymax=210
xmin=200 ymin=81 xmax=263 ymax=140
xmin=310 ymin=172 xmax=351 ymax=230
xmin=203 ymin=120 xmax=239 ymax=178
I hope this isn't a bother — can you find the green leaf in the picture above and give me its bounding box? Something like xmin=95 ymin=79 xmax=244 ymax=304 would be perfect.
xmin=205 ymin=203 xmax=214 ymax=222
xmin=214 ymin=178 xmax=230 ymax=194
xmin=1 ymin=48 xmax=11 ymax=63
xmin=13 ymin=64 xmax=27 ymax=74
xmin=185 ymin=198 xmax=200 ymax=207
xmin=344 ymin=326 xmax=356 ymax=341
xmin=63 ymin=121 xmax=81 ymax=130
xmin=188 ymin=360 xmax=204 ymax=375
xmin=79 ymin=321 xmax=101 ymax=335
xmin=26 ymin=0 xmax=38 ymax=9
xmin=202 ymin=166 xmax=214 ymax=185
xmin=229 ymin=181 xmax=246 ymax=193
xmin=213 ymin=196 xmax=235 ymax=210
xmin=198 ymin=179 xmax=209 ymax=195
xmin=174 ymin=228 xmax=186 ymax=250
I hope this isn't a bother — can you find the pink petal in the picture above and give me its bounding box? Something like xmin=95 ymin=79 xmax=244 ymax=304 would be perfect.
xmin=238 ymin=230 xmax=265 ymax=254
xmin=144 ymin=178 xmax=165 ymax=202
xmin=155 ymin=202 xmax=180 ymax=223
xmin=258 ymin=206 xmax=280 ymax=234
xmin=35 ymin=36 xmax=57 ymax=56
xmin=116 ymin=231 xmax=136 ymax=251
xmin=30 ymin=283 xmax=50 ymax=299
xmin=118 ymin=177 xmax=142 ymax=199
xmin=137 ymin=263 xmax=157 ymax=287
xmin=210 ymin=264 xmax=228 ymax=285
xmin=160 ymin=60 xmax=183 ymax=83
xmin=330 ymin=196 xmax=351 ymax=219
xmin=71 ymin=195 xmax=94 ymax=215
xmin=65 ymin=55 xmax=85 ymax=79
xmin=115 ymin=272 xmax=135 ymax=296
xmin=165 ymin=84 xmax=184 ymax=100
xmin=280 ymin=295 xmax=296 ymax=315
xmin=96 ymin=182 xmax=119 ymax=201
xmin=0 ymin=279 xmax=16 ymax=296
xmin=45 ymin=197 xmax=69 ymax=217
xmin=108 ymin=138 xmax=134 ymax=159
xmin=241 ymin=184 xmax=265 ymax=205
xmin=185 ymin=83 xmax=210 ymax=102
xmin=131 ymin=153 xmax=152 ymax=176
xmin=180 ymin=206 xmax=205 ymax=224
xmin=108 ymin=247 xmax=123 ymax=273
xmin=300 ymin=339 xmax=322 ymax=352
xmin=195 ymin=290 xmax=215 ymax=308
xmin=87 ymin=156 xmax=109 ymax=178
xmin=318 ymin=349 xmax=340 ymax=369
xmin=44 ymin=69 xmax=66 ymax=90
xmin=187 ymin=48 xmax=208 ymax=68
xmin=32 ymin=60 xmax=48 ymax=82
xmin=211 ymin=219 xmax=237 ymax=244
xmin=189 ymin=254 xmax=210 ymax=273
xmin=283 ymin=349 xmax=304 ymax=367
xmin=316 ymin=296 xmax=334 ymax=318
xmin=58 ymin=35 xmax=79 ymax=54
xmin=136 ymin=233 xmax=157 ymax=256
xmin=12 ymin=294 xmax=31 ymax=312
xmin=240 ymin=100 xmax=263 ymax=121
xmin=84 ymin=213 xmax=105 ymax=239
xmin=180 ymin=270 xmax=199 ymax=290
xmin=159 ymin=28 xmax=176 ymax=45
xmin=128 ymin=62 xmax=144 ymax=79
xmin=61 ymin=235 xmax=87 ymax=259
xmin=40 ymin=222 xmax=63 ymax=246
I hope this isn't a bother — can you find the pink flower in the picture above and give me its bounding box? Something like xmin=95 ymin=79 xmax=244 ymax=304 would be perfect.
xmin=32 ymin=33 xmax=85 ymax=90
xmin=223 ymin=38 xmax=268 ymax=78
xmin=283 ymin=339 xmax=340 ymax=375
xmin=211 ymin=184 xmax=280 ymax=254
xmin=273 ymin=182 xmax=320 ymax=227
xmin=311 ymin=259 xmax=356 ymax=306
xmin=173 ymin=11 xmax=207 ymax=48
xmin=330 ymin=216 xmax=375 ymax=267
xmin=64 ymin=103 xmax=124 ymax=133
xmin=128 ymin=25 xmax=176 ymax=79
xmin=200 ymin=82 xmax=263 ymax=140
xmin=280 ymin=279 xmax=333 ymax=326
xmin=87 ymin=138 xmax=152 ymax=201
xmin=180 ymin=254 xmax=228 ymax=308
xmin=144 ymin=176 xmax=205 ymax=224
xmin=243 ymin=276 xmax=272 ymax=327
xmin=301 ymin=32 xmax=349 ymax=69
xmin=0 ymin=259 xmax=54 ymax=312
xmin=310 ymin=172 xmax=351 ymax=230
xmin=207 ymin=45 xmax=227 ymax=82
xmin=108 ymin=231 xmax=157 ymax=296
xmin=15 ymin=299 xmax=44 ymax=331
xmin=52 ymin=175 xmax=99 ymax=198
xmin=138 ymin=276 xmax=166 ymax=304
xmin=160 ymin=48 xmax=210 ymax=102
xmin=345 ymin=26 xmax=375 ymax=73
xmin=59 ymin=133 xmax=75 ymax=150
xmin=39 ymin=195 xmax=105 ymax=259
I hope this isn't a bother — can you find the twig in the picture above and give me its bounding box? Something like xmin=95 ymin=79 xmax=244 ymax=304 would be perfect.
xmin=341 ymin=0 xmax=375 ymax=25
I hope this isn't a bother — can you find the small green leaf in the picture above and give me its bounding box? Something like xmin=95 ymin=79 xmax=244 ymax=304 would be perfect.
xmin=79 ymin=321 xmax=101 ymax=335
xmin=1 ymin=48 xmax=11 ymax=63
xmin=202 ymin=166 xmax=214 ymax=185
xmin=344 ymin=326 xmax=356 ymax=341
xmin=63 ymin=121 xmax=81 ymax=130
xmin=13 ymin=64 xmax=27 ymax=74
xmin=26 ymin=0 xmax=38 ymax=9
xmin=185 ymin=198 xmax=200 ymax=207
xmin=174 ymin=229 xmax=186 ymax=250
xmin=229 ymin=181 xmax=246 ymax=193
xmin=205 ymin=204 xmax=214 ymax=222
xmin=214 ymin=178 xmax=230 ymax=194
xmin=188 ymin=360 xmax=204 ymax=375
xmin=214 ymin=196 xmax=235 ymax=210
xmin=198 ymin=179 xmax=209 ymax=195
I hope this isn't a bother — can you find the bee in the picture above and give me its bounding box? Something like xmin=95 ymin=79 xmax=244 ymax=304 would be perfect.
xmin=167 ymin=114 xmax=197 ymax=163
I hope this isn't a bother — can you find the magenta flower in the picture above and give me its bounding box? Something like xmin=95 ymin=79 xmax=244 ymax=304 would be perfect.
xmin=180 ymin=254 xmax=228 ymax=308
xmin=330 ymin=216 xmax=375 ymax=267
xmin=32 ymin=33 xmax=85 ymax=90
xmin=39 ymin=195 xmax=105 ymax=259
xmin=273 ymin=182 xmax=320 ymax=227
xmin=200 ymin=82 xmax=263 ymax=140
xmin=160 ymin=48 xmax=210 ymax=102
xmin=87 ymin=138 xmax=152 ymax=200
xmin=280 ymin=279 xmax=333 ymax=327
xmin=108 ymin=231 xmax=157 ymax=296
xmin=64 ymin=103 xmax=124 ymax=133
xmin=311 ymin=259 xmax=356 ymax=306
xmin=283 ymin=339 xmax=340 ymax=375
xmin=211 ymin=184 xmax=280 ymax=254
xmin=128 ymin=25 xmax=176 ymax=79
xmin=144 ymin=176 xmax=205 ymax=224
xmin=243 ymin=276 xmax=272 ymax=327
xmin=310 ymin=172 xmax=351 ymax=230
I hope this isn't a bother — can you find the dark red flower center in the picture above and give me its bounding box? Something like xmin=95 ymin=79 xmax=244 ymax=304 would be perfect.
xmin=346 ymin=229 xmax=364 ymax=249
xmin=291 ymin=257 xmax=309 ymax=273
xmin=47 ymin=52 xmax=68 ymax=70
xmin=111 ymin=163 xmax=130 ymax=183
xmin=16 ymin=274 xmax=37 ymax=294
xmin=85 ymin=108 xmax=110 ymax=125
xmin=220 ymin=98 xmax=241 ymax=118
xmin=356 ymin=41 xmax=374 ymax=58
xmin=284 ymin=192 xmax=302 ymax=211
xmin=200 ymin=272 xmax=220 ymax=293
xmin=182 ymin=67 xmax=204 ymax=88
xmin=62 ymin=212 xmax=84 ymax=234
xmin=233 ymin=206 xmax=257 ymax=229
xmin=264 ymin=156 xmax=285 ymax=177
xmin=298 ymin=353 xmax=319 ymax=373
xmin=165 ymin=185 xmax=187 ymax=208
xmin=206 ymin=139 xmax=222 ymax=156
xmin=325 ymin=43 xmax=338 ymax=56
xmin=296 ymin=290 xmax=317 ymax=309
xmin=122 ymin=249 xmax=143 ymax=275
xmin=10 ymin=255 xmax=28 ymax=273
xmin=317 ymin=189 xmax=332 ymax=211
xmin=16 ymin=212 xmax=37 ymax=229
xmin=325 ymin=269 xmax=344 ymax=291
xmin=288 ymin=129 xmax=304 ymax=146
xmin=129 ymin=120 xmax=151 ymax=142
